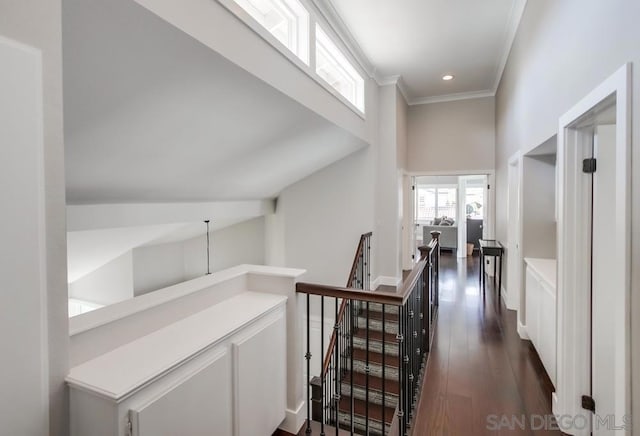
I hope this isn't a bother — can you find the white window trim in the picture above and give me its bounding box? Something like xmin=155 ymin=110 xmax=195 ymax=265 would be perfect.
xmin=315 ymin=24 xmax=365 ymax=112
xmin=217 ymin=0 xmax=366 ymax=118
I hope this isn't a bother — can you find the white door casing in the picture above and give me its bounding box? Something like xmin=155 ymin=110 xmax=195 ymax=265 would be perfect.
xmin=0 ymin=36 xmax=48 ymax=436
xmin=556 ymin=64 xmax=631 ymax=435
xmin=507 ymin=152 xmax=523 ymax=315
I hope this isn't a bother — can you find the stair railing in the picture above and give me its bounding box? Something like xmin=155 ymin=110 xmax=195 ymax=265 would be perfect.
xmin=298 ymin=231 xmax=440 ymax=435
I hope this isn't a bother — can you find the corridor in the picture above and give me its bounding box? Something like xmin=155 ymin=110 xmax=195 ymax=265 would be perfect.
xmin=412 ymin=253 xmax=561 ymax=435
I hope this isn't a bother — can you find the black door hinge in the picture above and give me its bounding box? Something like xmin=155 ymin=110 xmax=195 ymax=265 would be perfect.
xmin=411 ymin=254 xmax=415 ymax=259
xmin=583 ymin=158 xmax=597 ymax=173
xmin=412 ymin=185 xmax=415 ymax=191
xmin=487 ymin=184 xmax=490 ymax=190
xmin=582 ymin=395 xmax=596 ymax=413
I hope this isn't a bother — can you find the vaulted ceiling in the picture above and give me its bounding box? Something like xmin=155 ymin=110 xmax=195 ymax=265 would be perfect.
xmin=322 ymin=0 xmax=526 ymax=104
xmin=63 ymin=0 xmax=367 ymax=205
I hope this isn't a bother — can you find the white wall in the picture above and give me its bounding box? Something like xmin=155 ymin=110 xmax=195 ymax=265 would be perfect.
xmin=183 ymin=217 xmax=266 ymax=278
xmin=494 ymin=0 xmax=640 ymax=424
xmin=375 ymin=85 xmax=402 ymax=282
xmin=274 ymin=148 xmax=375 ymax=286
xmin=67 ymin=218 xmax=266 ymax=302
xmin=133 ymin=0 xmax=372 ymax=144
xmin=133 ymin=243 xmax=186 ymax=296
xmin=408 ymin=96 xmax=495 ymax=173
xmin=70 ymin=252 xmax=134 ymax=305
xmin=522 ymin=154 xmax=556 ymax=259
xmin=0 ymin=2 xmax=67 ymax=435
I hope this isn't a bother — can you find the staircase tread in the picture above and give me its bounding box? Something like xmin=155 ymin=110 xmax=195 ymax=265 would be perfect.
xmin=358 ymin=310 xmax=399 ymax=322
xmin=341 ymin=370 xmax=399 ymax=395
xmin=353 ymin=329 xmax=397 ymax=344
xmin=338 ymin=395 xmax=396 ymax=424
xmin=351 ymin=348 xmax=399 ymax=367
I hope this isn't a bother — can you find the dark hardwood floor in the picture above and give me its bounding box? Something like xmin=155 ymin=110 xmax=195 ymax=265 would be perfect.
xmin=279 ymin=252 xmax=560 ymax=436
xmin=412 ymin=252 xmax=560 ymax=435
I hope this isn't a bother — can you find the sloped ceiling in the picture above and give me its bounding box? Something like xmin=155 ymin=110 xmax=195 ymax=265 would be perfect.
xmin=63 ymin=0 xmax=367 ymax=204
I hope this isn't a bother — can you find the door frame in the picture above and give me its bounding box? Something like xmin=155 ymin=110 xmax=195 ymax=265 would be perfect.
xmin=408 ymin=169 xmax=495 ymax=256
xmin=507 ymin=152 xmax=524 ymax=318
xmin=556 ymin=63 xmax=631 ymax=434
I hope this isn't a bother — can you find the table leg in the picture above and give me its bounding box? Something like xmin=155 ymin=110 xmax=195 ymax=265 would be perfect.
xmin=493 ymin=255 xmax=497 ymax=285
xmin=498 ymin=253 xmax=503 ymax=305
xmin=481 ymin=253 xmax=485 ymax=294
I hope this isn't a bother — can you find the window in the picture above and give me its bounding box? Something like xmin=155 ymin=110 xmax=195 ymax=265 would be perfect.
xmin=315 ymin=24 xmax=365 ymax=112
xmin=416 ymin=186 xmax=457 ymax=221
xmin=232 ymin=0 xmax=309 ymax=63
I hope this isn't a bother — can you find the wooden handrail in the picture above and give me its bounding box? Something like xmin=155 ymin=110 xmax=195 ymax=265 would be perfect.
xmin=346 ymin=232 xmax=372 ymax=286
xmin=297 ymin=236 xmax=438 ymax=307
xmin=319 ymin=232 xmax=371 ymax=377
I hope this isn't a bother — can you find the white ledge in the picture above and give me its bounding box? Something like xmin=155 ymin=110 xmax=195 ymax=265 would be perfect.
xmin=524 ymin=257 xmax=557 ymax=290
xmin=66 ymin=292 xmax=287 ymax=401
xmin=69 ymin=264 xmax=305 ymax=336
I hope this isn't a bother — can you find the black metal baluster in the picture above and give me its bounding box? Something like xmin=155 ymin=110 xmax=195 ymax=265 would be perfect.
xmin=306 ymin=294 xmax=312 ymax=434
xmin=404 ymin=298 xmax=410 ymax=435
xmin=365 ymin=301 xmax=370 ymax=435
xmin=350 ymin=299 xmax=355 ymax=435
xmin=320 ymin=296 xmax=325 ymax=435
xmin=382 ymin=304 xmax=386 ymax=434
xmin=335 ymin=297 xmax=340 ymax=435
xmin=397 ymin=305 xmax=404 ymax=435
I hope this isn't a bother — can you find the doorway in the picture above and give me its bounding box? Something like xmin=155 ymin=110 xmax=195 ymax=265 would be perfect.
xmin=556 ymin=64 xmax=631 ymax=435
xmin=412 ymin=174 xmax=491 ymax=260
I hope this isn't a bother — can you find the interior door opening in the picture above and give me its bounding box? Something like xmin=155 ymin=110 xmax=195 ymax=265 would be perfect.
xmin=412 ymin=174 xmax=490 ymax=260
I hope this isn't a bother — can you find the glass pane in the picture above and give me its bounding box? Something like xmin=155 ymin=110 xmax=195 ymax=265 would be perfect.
xmin=233 ymin=0 xmax=309 ymax=63
xmin=315 ymin=25 xmax=365 ymax=112
xmin=465 ymin=187 xmax=484 ymax=219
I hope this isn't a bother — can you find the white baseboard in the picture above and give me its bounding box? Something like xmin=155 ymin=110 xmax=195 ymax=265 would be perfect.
xmin=279 ymin=400 xmax=305 ymax=434
xmin=517 ymin=319 xmax=529 ymax=340
xmin=501 ymin=285 xmax=508 ymax=307
xmin=371 ymin=276 xmax=380 ymax=290
xmin=373 ymin=276 xmax=401 ymax=289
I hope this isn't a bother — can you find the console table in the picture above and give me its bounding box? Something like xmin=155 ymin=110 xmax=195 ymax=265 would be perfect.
xmin=479 ymin=239 xmax=504 ymax=300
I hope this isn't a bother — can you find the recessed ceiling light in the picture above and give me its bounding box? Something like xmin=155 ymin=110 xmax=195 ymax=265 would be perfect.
xmin=442 ymin=74 xmax=454 ymax=81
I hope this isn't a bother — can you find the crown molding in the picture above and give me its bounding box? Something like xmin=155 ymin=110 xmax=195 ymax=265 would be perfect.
xmin=493 ymin=0 xmax=527 ymax=92
xmin=309 ymin=0 xmax=526 ymax=103
xmin=308 ymin=0 xmax=376 ymax=79
xmin=409 ymin=89 xmax=495 ymax=106
xmin=377 ymin=75 xmax=411 ymax=104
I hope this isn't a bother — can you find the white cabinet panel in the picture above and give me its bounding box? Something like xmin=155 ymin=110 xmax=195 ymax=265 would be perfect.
xmin=538 ymin=282 xmax=556 ymax=384
xmin=131 ymin=350 xmax=232 ymax=436
xmin=526 ymin=268 xmax=540 ymax=346
xmin=233 ymin=315 xmax=286 ymax=436
xmin=525 ymin=261 xmax=557 ymax=387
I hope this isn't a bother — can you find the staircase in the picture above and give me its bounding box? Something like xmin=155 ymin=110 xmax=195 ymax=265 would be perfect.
xmin=336 ymin=304 xmax=399 ymax=435
xmin=300 ymin=232 xmax=441 ymax=435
